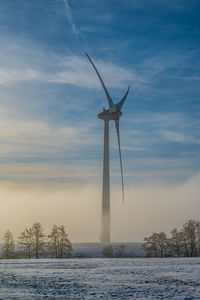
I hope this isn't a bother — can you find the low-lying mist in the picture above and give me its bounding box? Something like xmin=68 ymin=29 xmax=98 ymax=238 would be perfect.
xmin=0 ymin=173 xmax=199 ymax=243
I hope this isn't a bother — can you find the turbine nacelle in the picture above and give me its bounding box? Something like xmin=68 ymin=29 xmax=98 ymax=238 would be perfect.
xmin=98 ymin=109 xmax=122 ymax=121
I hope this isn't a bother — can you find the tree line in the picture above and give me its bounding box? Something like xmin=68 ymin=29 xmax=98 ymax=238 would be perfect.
xmin=1 ymin=222 xmax=72 ymax=259
xmin=142 ymin=219 xmax=200 ymax=257
xmin=2 ymin=218 xmax=200 ymax=259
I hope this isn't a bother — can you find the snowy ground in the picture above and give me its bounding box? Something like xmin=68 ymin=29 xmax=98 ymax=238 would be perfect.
xmin=0 ymin=258 xmax=200 ymax=299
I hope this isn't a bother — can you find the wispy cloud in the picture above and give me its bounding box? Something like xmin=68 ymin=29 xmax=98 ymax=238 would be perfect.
xmin=0 ymin=50 xmax=139 ymax=89
xmin=160 ymin=130 xmax=200 ymax=144
xmin=1 ymin=40 xmax=198 ymax=93
xmin=0 ymin=118 xmax=99 ymax=158
xmin=62 ymin=0 xmax=79 ymax=34
xmin=52 ymin=55 xmax=139 ymax=88
xmin=62 ymin=0 xmax=88 ymax=49
xmin=0 ymin=68 xmax=40 ymax=86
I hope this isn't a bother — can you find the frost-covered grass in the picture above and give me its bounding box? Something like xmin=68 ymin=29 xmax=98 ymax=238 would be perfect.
xmin=0 ymin=258 xmax=200 ymax=299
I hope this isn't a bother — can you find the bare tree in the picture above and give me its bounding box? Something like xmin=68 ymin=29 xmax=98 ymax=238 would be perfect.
xmin=142 ymin=232 xmax=169 ymax=257
xmin=48 ymin=225 xmax=72 ymax=258
xmin=18 ymin=227 xmax=34 ymax=259
xmin=48 ymin=225 xmax=59 ymax=258
xmin=2 ymin=230 xmax=15 ymax=259
xmin=168 ymin=228 xmax=184 ymax=257
xmin=32 ymin=222 xmax=45 ymax=258
xmin=142 ymin=233 xmax=160 ymax=257
xmin=142 ymin=219 xmax=200 ymax=258
xmin=157 ymin=231 xmax=170 ymax=257
xmin=195 ymin=221 xmax=200 ymax=256
xmin=57 ymin=225 xmax=72 ymax=258
xmin=182 ymin=220 xmax=198 ymax=257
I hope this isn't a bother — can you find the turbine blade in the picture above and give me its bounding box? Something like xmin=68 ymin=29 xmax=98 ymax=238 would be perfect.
xmin=114 ymin=119 xmax=124 ymax=203
xmin=116 ymin=85 xmax=130 ymax=111
xmin=86 ymin=52 xmax=115 ymax=110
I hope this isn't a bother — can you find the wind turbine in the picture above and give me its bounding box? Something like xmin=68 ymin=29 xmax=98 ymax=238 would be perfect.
xmin=86 ymin=53 xmax=130 ymax=243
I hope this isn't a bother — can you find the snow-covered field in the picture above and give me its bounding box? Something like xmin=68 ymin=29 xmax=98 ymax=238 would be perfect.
xmin=0 ymin=258 xmax=200 ymax=299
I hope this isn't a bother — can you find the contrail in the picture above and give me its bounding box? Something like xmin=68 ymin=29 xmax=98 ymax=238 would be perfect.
xmin=63 ymin=0 xmax=79 ymax=34
xmin=62 ymin=0 xmax=89 ymax=50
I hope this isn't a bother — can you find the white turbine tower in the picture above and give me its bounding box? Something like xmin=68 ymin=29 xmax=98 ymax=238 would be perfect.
xmin=86 ymin=53 xmax=130 ymax=243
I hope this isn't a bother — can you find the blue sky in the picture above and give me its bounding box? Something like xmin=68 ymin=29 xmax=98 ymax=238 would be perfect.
xmin=0 ymin=0 xmax=200 ymax=241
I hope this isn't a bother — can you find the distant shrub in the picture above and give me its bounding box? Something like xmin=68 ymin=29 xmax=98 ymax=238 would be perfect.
xmin=102 ymin=245 xmax=114 ymax=258
xmin=73 ymin=252 xmax=91 ymax=258
xmin=102 ymin=244 xmax=127 ymax=258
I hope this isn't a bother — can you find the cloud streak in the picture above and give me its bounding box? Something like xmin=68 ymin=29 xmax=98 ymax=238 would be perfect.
xmin=0 ymin=52 xmax=138 ymax=89
xmin=0 ymin=68 xmax=40 ymax=86
xmin=62 ymin=0 xmax=79 ymax=34
xmin=160 ymin=130 xmax=200 ymax=144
